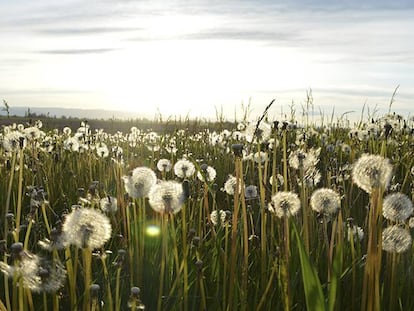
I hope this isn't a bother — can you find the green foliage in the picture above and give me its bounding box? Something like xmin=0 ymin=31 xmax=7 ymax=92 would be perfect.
xmin=292 ymin=221 xmax=326 ymax=311
xmin=0 ymin=110 xmax=413 ymax=310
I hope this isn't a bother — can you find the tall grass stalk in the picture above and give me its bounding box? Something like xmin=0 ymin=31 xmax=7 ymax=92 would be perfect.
xmin=65 ymin=246 xmax=77 ymax=310
xmin=299 ymin=165 xmax=310 ymax=254
xmin=255 ymin=143 xmax=267 ymax=292
xmin=239 ymin=158 xmax=249 ymax=311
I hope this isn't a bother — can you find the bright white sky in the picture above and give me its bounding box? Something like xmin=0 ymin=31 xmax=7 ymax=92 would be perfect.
xmin=1 ymin=0 xmax=413 ymax=121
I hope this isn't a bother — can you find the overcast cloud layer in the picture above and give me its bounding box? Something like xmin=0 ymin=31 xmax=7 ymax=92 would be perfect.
xmin=1 ymin=0 xmax=413 ymax=120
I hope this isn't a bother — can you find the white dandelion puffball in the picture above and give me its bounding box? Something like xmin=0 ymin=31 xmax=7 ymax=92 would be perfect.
xmin=174 ymin=159 xmax=195 ymax=178
xmin=157 ymin=159 xmax=172 ymax=172
xmin=148 ymin=181 xmax=186 ymax=214
xmin=352 ymin=154 xmax=393 ymax=194
xmin=122 ymin=166 xmax=157 ymax=198
xmin=62 ymin=207 xmax=112 ymax=249
xmin=210 ymin=210 xmax=231 ymax=227
xmin=100 ymin=196 xmax=118 ymax=213
xmin=310 ymin=188 xmax=341 ymax=216
xmin=268 ymin=191 xmax=301 ymax=218
xmin=382 ymin=225 xmax=412 ymax=253
xmin=223 ymin=175 xmax=242 ymax=196
xmin=197 ymin=165 xmax=217 ymax=183
xmin=382 ymin=192 xmax=413 ymax=222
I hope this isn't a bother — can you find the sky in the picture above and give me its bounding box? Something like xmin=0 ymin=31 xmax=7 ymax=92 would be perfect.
xmin=1 ymin=0 xmax=413 ymax=122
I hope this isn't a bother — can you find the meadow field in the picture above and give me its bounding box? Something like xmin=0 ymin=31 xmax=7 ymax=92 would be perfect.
xmin=0 ymin=105 xmax=413 ymax=311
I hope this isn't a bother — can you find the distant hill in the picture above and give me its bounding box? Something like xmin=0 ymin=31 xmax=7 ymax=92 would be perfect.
xmin=0 ymin=106 xmax=232 ymax=134
xmin=4 ymin=106 xmax=146 ymax=120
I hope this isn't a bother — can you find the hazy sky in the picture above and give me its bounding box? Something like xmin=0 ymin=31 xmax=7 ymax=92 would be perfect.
xmin=1 ymin=0 xmax=413 ymax=121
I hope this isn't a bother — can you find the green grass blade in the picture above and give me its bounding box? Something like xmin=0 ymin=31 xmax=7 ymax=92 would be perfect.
xmin=328 ymin=244 xmax=342 ymax=311
xmin=292 ymin=222 xmax=326 ymax=311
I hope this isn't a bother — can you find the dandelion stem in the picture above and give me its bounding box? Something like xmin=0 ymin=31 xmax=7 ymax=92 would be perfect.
xmin=388 ymin=252 xmax=398 ymax=311
xmin=282 ymin=216 xmax=291 ymax=311
xmin=227 ymin=155 xmax=241 ymax=311
xmin=182 ymin=203 xmax=189 ymax=311
xmin=3 ymin=256 xmax=11 ymax=311
xmin=157 ymin=215 xmax=168 ymax=311
xmin=41 ymin=203 xmax=52 ymax=235
xmin=82 ymin=248 xmax=92 ymax=311
xmin=115 ymin=267 xmax=121 ymax=311
xmin=257 ymin=143 xmax=267 ymax=292
xmin=43 ymin=293 xmax=48 ymax=311
xmin=4 ymin=151 xmax=16 ymax=241
xmin=23 ymin=218 xmax=33 ymax=251
xmin=100 ymin=256 xmax=113 ymax=311
xmin=14 ymin=148 xmax=25 ymax=242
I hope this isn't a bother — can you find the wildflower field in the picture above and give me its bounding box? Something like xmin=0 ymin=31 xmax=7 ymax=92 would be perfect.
xmin=0 ymin=105 xmax=413 ymax=311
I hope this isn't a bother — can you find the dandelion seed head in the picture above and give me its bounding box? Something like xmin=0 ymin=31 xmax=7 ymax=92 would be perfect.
xmin=210 ymin=210 xmax=231 ymax=227
xmin=383 ymin=192 xmax=413 ymax=222
xmin=197 ymin=165 xmax=217 ymax=183
xmin=352 ymin=154 xmax=393 ymax=194
xmin=346 ymin=224 xmax=364 ymax=242
xmin=62 ymin=207 xmax=112 ymax=249
xmin=123 ymin=167 xmax=157 ymax=198
xmin=288 ymin=148 xmax=320 ymax=171
xmin=341 ymin=144 xmax=351 ymax=154
xmin=382 ymin=225 xmax=412 ymax=253
xmin=223 ymin=175 xmax=241 ymax=196
xmin=63 ymin=137 xmax=80 ymax=152
xmin=174 ymin=159 xmax=195 ymax=178
xmin=32 ymin=261 xmax=66 ymax=293
xmin=62 ymin=127 xmax=72 ymax=135
xmin=157 ymin=159 xmax=172 ymax=172
xmin=23 ymin=126 xmax=42 ymax=140
xmin=302 ymin=168 xmax=322 ymax=187
xmin=237 ymin=122 xmax=246 ymax=131
xmin=310 ymin=188 xmax=341 ymax=217
xmin=245 ymin=185 xmax=258 ymax=199
xmin=245 ymin=121 xmax=271 ymax=143
xmin=253 ymin=151 xmax=268 ymax=164
xmin=100 ymin=196 xmax=118 ymax=213
xmin=0 ymin=249 xmax=64 ymax=293
xmin=268 ymin=191 xmax=301 ymax=218
xmin=3 ymin=131 xmax=25 ymax=152
xmin=96 ymin=143 xmax=109 ymax=158
xmin=38 ymin=228 xmax=66 ymax=251
xmin=269 ymin=174 xmax=284 ymax=187
xmin=148 ymin=181 xmax=185 ymax=214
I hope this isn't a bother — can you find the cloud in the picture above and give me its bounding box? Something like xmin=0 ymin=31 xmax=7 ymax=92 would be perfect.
xmin=36 ymin=26 xmax=143 ymax=36
xmin=37 ymin=48 xmax=119 ymax=55
xmin=179 ymin=28 xmax=302 ymax=43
